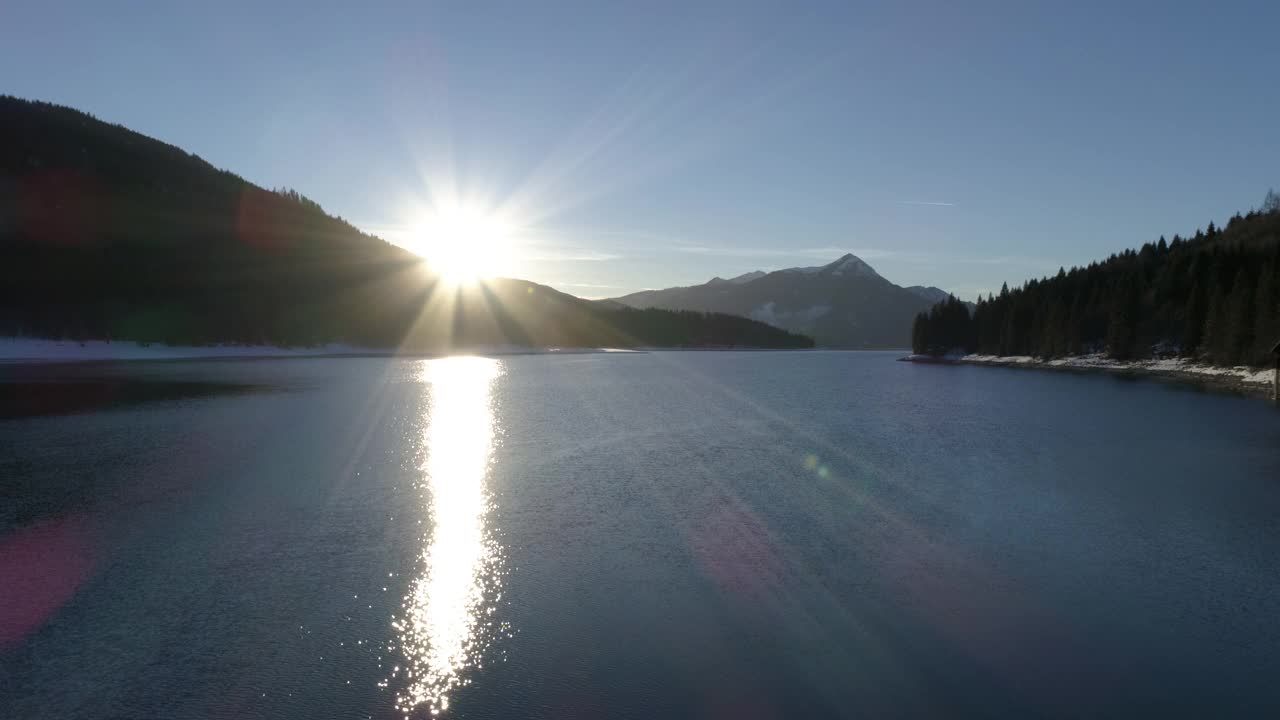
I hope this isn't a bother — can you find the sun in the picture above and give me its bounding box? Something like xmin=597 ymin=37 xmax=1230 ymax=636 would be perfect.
xmin=411 ymin=203 xmax=513 ymax=286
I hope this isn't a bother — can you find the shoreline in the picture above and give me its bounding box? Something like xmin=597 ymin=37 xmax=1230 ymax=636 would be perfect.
xmin=902 ymin=352 xmax=1276 ymax=400
xmin=0 ymin=338 xmax=655 ymax=364
xmin=0 ymin=338 xmax=831 ymax=364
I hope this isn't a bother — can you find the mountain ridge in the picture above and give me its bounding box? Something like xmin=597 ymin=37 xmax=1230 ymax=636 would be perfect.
xmin=611 ymin=254 xmax=962 ymax=348
xmin=0 ymin=95 xmax=814 ymax=350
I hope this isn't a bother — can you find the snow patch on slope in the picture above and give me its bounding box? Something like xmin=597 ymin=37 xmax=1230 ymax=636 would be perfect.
xmin=905 ymin=286 xmax=952 ymax=304
xmin=728 ymin=270 xmax=766 ymax=284
xmin=708 ymin=270 xmax=768 ymax=285
xmin=826 ymin=254 xmax=878 ymax=277
xmin=782 ymin=254 xmax=880 ymax=278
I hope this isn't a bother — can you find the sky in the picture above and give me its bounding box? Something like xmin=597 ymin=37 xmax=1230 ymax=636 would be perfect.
xmin=4 ymin=0 xmax=1279 ymax=299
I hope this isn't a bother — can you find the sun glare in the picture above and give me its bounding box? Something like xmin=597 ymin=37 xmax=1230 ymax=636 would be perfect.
xmin=394 ymin=357 xmax=504 ymax=717
xmin=412 ymin=204 xmax=513 ymax=286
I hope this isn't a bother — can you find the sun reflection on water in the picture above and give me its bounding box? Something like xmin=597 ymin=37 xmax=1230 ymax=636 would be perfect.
xmin=393 ymin=357 xmax=504 ymax=717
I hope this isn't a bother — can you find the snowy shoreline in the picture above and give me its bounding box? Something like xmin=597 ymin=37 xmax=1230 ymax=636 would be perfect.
xmin=903 ymin=352 xmax=1276 ymax=399
xmin=0 ymin=338 xmax=644 ymax=364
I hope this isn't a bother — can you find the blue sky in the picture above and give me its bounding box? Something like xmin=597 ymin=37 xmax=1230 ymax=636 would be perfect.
xmin=4 ymin=1 xmax=1279 ymax=299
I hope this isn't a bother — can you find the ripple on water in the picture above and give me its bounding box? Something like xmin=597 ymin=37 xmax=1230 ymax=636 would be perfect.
xmin=391 ymin=358 xmax=506 ymax=717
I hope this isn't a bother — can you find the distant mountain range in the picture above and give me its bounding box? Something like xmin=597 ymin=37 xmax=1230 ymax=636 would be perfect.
xmin=610 ymin=254 xmax=965 ymax=348
xmin=0 ymin=96 xmax=812 ymax=350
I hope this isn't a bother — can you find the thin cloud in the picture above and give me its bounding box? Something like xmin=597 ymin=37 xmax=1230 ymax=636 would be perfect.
xmin=812 ymin=247 xmax=1052 ymax=268
xmin=522 ymin=250 xmax=623 ymax=262
xmin=897 ymin=200 xmax=958 ymax=207
xmin=670 ymin=245 xmax=850 ymax=259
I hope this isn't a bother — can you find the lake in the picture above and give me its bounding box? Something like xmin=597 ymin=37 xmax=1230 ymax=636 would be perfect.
xmin=2 ymin=351 xmax=1279 ymax=718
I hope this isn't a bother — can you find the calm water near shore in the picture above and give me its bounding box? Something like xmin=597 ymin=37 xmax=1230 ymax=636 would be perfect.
xmin=3 ymin=351 xmax=1279 ymax=718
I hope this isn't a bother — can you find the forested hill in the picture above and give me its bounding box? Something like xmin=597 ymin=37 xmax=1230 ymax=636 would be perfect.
xmin=0 ymin=96 xmax=812 ymax=350
xmin=912 ymin=197 xmax=1280 ymax=366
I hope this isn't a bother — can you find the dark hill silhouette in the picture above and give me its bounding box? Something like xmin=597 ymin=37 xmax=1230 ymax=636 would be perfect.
xmin=0 ymin=96 xmax=812 ymax=350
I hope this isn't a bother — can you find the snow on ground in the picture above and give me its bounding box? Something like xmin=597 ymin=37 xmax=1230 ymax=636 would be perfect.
xmin=0 ymin=338 xmax=644 ymax=363
xmin=960 ymin=352 xmax=1273 ymax=385
xmin=967 ymin=354 xmax=1037 ymax=365
xmin=0 ymin=338 xmax=379 ymax=363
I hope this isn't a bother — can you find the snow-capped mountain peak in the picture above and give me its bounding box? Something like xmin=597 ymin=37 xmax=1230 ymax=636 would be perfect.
xmin=823 ymin=253 xmax=879 ymax=278
xmin=609 ymin=251 xmax=965 ymax=348
xmin=784 ymin=253 xmax=881 ymax=278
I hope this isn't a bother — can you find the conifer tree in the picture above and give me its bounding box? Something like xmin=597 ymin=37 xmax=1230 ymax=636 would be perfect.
xmin=1263 ymin=188 xmax=1280 ymax=215
xmin=1183 ymin=280 xmax=1207 ymax=354
xmin=1253 ymin=259 xmax=1277 ymax=364
xmin=1105 ymin=272 xmax=1140 ymax=360
xmin=1202 ymin=292 xmax=1229 ymax=364
xmin=1227 ymin=267 xmax=1256 ymax=365
xmin=909 ymin=195 xmax=1280 ymax=366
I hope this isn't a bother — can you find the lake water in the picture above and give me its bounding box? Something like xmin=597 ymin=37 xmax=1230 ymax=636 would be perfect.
xmin=3 ymin=351 xmax=1279 ymax=718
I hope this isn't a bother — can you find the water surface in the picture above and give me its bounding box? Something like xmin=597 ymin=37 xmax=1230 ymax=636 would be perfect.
xmin=2 ymin=352 xmax=1279 ymax=718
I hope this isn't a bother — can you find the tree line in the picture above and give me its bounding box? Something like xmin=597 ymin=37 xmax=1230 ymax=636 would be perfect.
xmin=913 ymin=193 xmax=1280 ymax=366
xmin=0 ymin=96 xmax=812 ymax=350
